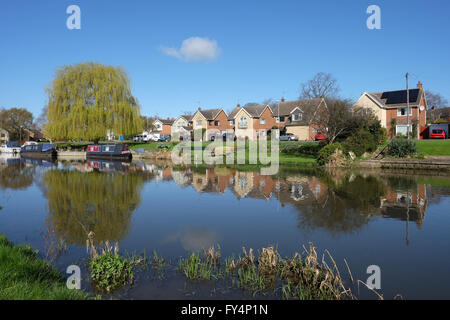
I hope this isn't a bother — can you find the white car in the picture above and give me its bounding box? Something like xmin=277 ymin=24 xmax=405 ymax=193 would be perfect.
xmin=148 ymin=133 xmax=161 ymax=142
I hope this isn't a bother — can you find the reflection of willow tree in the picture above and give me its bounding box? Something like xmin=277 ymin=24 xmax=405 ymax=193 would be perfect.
xmin=297 ymin=174 xmax=387 ymax=234
xmin=44 ymin=170 xmax=145 ymax=246
xmin=0 ymin=163 xmax=34 ymax=190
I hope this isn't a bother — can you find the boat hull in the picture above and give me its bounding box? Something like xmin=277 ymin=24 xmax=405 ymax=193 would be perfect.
xmin=21 ymin=150 xmax=57 ymax=159
xmin=86 ymin=152 xmax=132 ymax=161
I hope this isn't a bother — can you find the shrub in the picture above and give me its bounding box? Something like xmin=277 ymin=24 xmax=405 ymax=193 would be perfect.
xmin=342 ymin=129 xmax=377 ymax=157
xmin=386 ymin=139 xmax=417 ymax=157
xmin=281 ymin=143 xmax=321 ymax=156
xmin=90 ymin=253 xmax=135 ymax=293
xmin=317 ymin=143 xmax=343 ymax=166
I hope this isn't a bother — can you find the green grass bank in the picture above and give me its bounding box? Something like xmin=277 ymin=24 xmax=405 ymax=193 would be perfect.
xmin=0 ymin=235 xmax=89 ymax=300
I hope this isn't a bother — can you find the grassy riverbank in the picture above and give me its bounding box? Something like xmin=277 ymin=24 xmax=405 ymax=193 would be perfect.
xmin=0 ymin=235 xmax=89 ymax=300
xmin=130 ymin=141 xmax=318 ymax=166
xmin=416 ymin=140 xmax=450 ymax=156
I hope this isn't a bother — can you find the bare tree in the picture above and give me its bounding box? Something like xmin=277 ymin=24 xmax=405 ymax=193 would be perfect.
xmin=299 ymin=72 xmax=340 ymax=99
xmin=426 ymin=91 xmax=448 ymax=109
xmin=315 ymin=99 xmax=352 ymax=144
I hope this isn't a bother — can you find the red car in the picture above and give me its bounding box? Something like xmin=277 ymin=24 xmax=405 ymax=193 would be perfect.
xmin=430 ymin=129 xmax=446 ymax=139
xmin=315 ymin=133 xmax=326 ymax=141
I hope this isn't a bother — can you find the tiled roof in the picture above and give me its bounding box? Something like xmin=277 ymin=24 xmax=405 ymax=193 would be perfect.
xmin=271 ymin=98 xmax=323 ymax=117
xmin=180 ymin=115 xmax=193 ymax=122
xmin=198 ymin=108 xmax=223 ymax=120
xmin=228 ymin=105 xmax=271 ymax=119
xmin=159 ymin=119 xmax=175 ymax=125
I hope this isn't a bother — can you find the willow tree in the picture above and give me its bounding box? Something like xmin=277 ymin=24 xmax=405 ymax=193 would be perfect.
xmin=45 ymin=62 xmax=143 ymax=142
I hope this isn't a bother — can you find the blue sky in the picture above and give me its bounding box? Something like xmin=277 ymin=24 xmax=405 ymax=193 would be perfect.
xmin=1 ymin=0 xmax=449 ymax=118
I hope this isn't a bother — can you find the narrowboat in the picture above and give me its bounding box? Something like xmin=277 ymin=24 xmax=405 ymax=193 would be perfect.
xmin=86 ymin=143 xmax=132 ymax=161
xmin=20 ymin=143 xmax=57 ymax=159
xmin=0 ymin=141 xmax=21 ymax=154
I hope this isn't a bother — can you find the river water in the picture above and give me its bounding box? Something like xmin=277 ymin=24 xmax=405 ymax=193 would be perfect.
xmin=1 ymin=154 xmax=449 ymax=299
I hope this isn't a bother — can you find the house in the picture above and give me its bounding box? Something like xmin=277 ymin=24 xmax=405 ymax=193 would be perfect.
xmin=271 ymin=98 xmax=327 ymax=141
xmin=0 ymin=128 xmax=9 ymax=144
xmin=227 ymin=104 xmax=276 ymax=140
xmin=353 ymin=82 xmax=428 ymax=139
xmin=153 ymin=118 xmax=174 ymax=135
xmin=171 ymin=115 xmax=193 ymax=141
xmin=191 ymin=108 xmax=232 ymax=140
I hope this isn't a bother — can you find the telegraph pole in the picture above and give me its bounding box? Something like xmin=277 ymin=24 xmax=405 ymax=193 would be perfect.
xmin=406 ymin=72 xmax=410 ymax=139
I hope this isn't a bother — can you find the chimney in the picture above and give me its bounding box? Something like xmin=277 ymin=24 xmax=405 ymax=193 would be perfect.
xmin=281 ymin=97 xmax=285 ymax=102
xmin=198 ymin=107 xmax=201 ymax=111
xmin=237 ymin=103 xmax=241 ymax=108
xmin=417 ymin=81 xmax=423 ymax=89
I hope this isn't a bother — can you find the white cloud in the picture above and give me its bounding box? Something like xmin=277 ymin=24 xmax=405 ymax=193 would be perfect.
xmin=160 ymin=37 xmax=221 ymax=62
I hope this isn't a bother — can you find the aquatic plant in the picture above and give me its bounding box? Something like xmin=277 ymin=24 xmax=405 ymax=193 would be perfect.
xmin=176 ymin=244 xmax=355 ymax=300
xmin=86 ymin=232 xmax=145 ymax=294
xmin=178 ymin=252 xmax=217 ymax=281
xmin=152 ymin=250 xmax=166 ymax=269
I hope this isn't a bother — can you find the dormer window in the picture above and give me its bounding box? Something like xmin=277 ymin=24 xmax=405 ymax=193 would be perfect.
xmin=292 ymin=113 xmax=302 ymax=121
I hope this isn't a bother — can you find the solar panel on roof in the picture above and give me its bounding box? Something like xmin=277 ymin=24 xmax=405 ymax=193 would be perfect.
xmin=381 ymin=89 xmax=420 ymax=105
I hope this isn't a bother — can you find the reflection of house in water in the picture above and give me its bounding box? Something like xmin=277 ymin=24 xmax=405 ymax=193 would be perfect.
xmin=380 ymin=183 xmax=427 ymax=228
xmin=275 ymin=176 xmax=329 ymax=207
xmin=171 ymin=170 xmax=192 ymax=187
xmin=232 ymin=171 xmax=255 ymax=198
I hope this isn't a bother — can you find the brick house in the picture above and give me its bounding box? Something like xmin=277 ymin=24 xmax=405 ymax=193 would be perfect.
xmin=353 ymin=82 xmax=428 ymax=139
xmin=191 ymin=108 xmax=232 ymax=140
xmin=227 ymin=104 xmax=276 ymax=140
xmin=153 ymin=118 xmax=174 ymax=135
xmin=271 ymin=98 xmax=327 ymax=141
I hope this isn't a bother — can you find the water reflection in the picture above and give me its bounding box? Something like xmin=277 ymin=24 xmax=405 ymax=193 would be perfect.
xmin=0 ymin=154 xmax=35 ymax=190
xmin=42 ymin=164 xmax=153 ymax=245
xmin=0 ymin=156 xmax=437 ymax=244
xmin=158 ymin=166 xmax=429 ymax=232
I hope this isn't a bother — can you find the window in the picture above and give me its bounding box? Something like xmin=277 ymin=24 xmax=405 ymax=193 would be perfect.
xmin=215 ymin=121 xmax=220 ymax=126
xmin=260 ymin=118 xmax=266 ymax=125
xmin=292 ymin=113 xmax=302 ymax=121
xmin=397 ymin=107 xmax=412 ymax=116
xmin=230 ymin=119 xmax=235 ymax=125
xmin=197 ymin=120 xmax=202 ymax=126
xmin=396 ymin=125 xmax=411 ymax=136
xmin=239 ymin=117 xmax=247 ymax=129
xmin=280 ymin=116 xmax=285 ymax=122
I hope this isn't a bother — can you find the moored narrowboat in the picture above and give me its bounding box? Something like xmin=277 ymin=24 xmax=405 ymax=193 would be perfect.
xmin=0 ymin=141 xmax=21 ymax=154
xmin=20 ymin=144 xmax=57 ymax=159
xmin=86 ymin=143 xmax=132 ymax=161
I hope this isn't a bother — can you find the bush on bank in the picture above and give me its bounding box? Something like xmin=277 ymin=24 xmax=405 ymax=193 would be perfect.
xmin=386 ymin=139 xmax=417 ymax=158
xmin=317 ymin=143 xmax=344 ymax=166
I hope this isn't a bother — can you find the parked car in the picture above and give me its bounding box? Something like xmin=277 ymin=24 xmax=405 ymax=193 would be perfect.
xmin=148 ymin=133 xmax=160 ymax=142
xmin=159 ymin=134 xmax=171 ymax=142
xmin=279 ymin=133 xmax=299 ymax=141
xmin=315 ymin=133 xmax=326 ymax=141
xmin=430 ymin=129 xmax=446 ymax=139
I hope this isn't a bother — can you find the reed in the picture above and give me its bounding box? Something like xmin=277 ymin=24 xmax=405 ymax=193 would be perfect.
xmin=176 ymin=244 xmax=355 ymax=300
